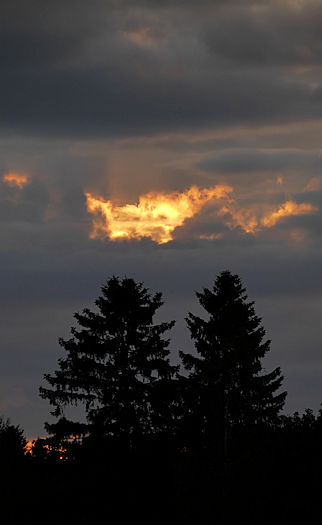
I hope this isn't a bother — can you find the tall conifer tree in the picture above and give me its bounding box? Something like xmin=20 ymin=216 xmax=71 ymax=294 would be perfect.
xmin=40 ymin=276 xmax=177 ymax=448
xmin=180 ymin=270 xmax=286 ymax=451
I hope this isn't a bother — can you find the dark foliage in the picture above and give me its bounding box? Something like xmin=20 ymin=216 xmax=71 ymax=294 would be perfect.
xmin=39 ymin=276 xmax=178 ymax=450
xmin=180 ymin=270 xmax=286 ymax=455
xmin=0 ymin=416 xmax=26 ymax=463
xmin=5 ymin=271 xmax=322 ymax=523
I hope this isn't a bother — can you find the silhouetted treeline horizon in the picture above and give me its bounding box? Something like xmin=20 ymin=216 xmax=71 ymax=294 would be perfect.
xmin=2 ymin=271 xmax=322 ymax=524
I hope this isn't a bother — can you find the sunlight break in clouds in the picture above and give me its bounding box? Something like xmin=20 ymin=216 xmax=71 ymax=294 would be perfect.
xmin=86 ymin=185 xmax=233 ymax=244
xmin=218 ymin=206 xmax=259 ymax=234
xmin=261 ymin=201 xmax=318 ymax=228
xmin=3 ymin=173 xmax=28 ymax=189
xmin=220 ymin=200 xmax=317 ymax=234
xmin=86 ymin=185 xmax=318 ymax=244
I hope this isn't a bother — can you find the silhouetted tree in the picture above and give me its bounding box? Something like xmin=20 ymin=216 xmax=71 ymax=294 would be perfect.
xmin=0 ymin=417 xmax=28 ymax=523
xmin=180 ymin=270 xmax=286 ymax=455
xmin=0 ymin=416 xmax=26 ymax=463
xmin=40 ymin=276 xmax=177 ymax=451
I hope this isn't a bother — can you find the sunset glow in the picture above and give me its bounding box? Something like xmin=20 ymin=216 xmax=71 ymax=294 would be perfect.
xmin=86 ymin=185 xmax=233 ymax=244
xmin=85 ymin=185 xmax=318 ymax=243
xmin=3 ymin=173 xmax=28 ymax=189
xmin=261 ymin=201 xmax=317 ymax=228
xmin=218 ymin=206 xmax=259 ymax=234
xmin=25 ymin=439 xmax=67 ymax=460
xmin=219 ymin=200 xmax=318 ymax=234
xmin=24 ymin=440 xmax=33 ymax=454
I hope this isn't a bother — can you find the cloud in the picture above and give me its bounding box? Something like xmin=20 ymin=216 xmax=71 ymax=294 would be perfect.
xmin=218 ymin=205 xmax=259 ymax=234
xmin=204 ymin=1 xmax=322 ymax=67
xmin=85 ymin=181 xmax=318 ymax=242
xmin=86 ymin=184 xmax=232 ymax=243
xmin=200 ymin=150 xmax=322 ymax=174
xmin=261 ymin=201 xmax=318 ymax=228
xmin=0 ymin=0 xmax=321 ymax=139
xmin=3 ymin=173 xmax=29 ymax=189
xmin=304 ymin=177 xmax=321 ymax=192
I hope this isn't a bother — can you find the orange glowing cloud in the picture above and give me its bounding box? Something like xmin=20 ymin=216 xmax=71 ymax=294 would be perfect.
xmin=86 ymin=184 xmax=233 ymax=244
xmin=219 ymin=200 xmax=317 ymax=233
xmin=85 ymin=183 xmax=318 ymax=243
xmin=261 ymin=201 xmax=317 ymax=228
xmin=3 ymin=173 xmax=28 ymax=189
xmin=218 ymin=206 xmax=259 ymax=234
xmin=304 ymin=177 xmax=321 ymax=192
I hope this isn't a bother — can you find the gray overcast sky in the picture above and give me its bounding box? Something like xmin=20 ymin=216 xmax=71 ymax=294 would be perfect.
xmin=1 ymin=0 xmax=322 ymax=438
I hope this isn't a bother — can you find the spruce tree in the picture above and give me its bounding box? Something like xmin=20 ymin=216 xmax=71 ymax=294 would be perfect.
xmin=180 ymin=270 xmax=286 ymax=451
xmin=39 ymin=276 xmax=177 ymax=449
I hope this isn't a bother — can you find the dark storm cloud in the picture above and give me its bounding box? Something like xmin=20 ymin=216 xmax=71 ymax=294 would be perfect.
xmin=205 ymin=2 xmax=322 ymax=67
xmin=0 ymin=66 xmax=317 ymax=138
xmin=0 ymin=177 xmax=50 ymax=222
xmin=0 ymin=0 xmax=321 ymax=139
xmin=200 ymin=150 xmax=322 ymax=174
xmin=0 ymin=1 xmax=101 ymax=71
xmin=0 ymin=28 xmax=81 ymax=72
xmin=113 ymin=0 xmax=266 ymax=8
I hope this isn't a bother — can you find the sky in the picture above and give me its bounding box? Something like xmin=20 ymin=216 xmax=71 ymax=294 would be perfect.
xmin=1 ymin=0 xmax=322 ymax=439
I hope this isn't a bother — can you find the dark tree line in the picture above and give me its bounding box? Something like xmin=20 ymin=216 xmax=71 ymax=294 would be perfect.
xmin=3 ymin=271 xmax=322 ymax=523
xmin=39 ymin=271 xmax=287 ymax=523
xmin=39 ymin=272 xmax=286 ymax=453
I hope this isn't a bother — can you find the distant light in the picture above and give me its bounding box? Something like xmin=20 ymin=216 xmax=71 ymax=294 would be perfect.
xmin=3 ymin=173 xmax=29 ymax=189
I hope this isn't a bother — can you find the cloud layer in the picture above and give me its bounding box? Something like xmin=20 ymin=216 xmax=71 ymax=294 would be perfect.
xmin=1 ymin=0 xmax=322 ymax=137
xmin=1 ymin=0 xmax=322 ymax=437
